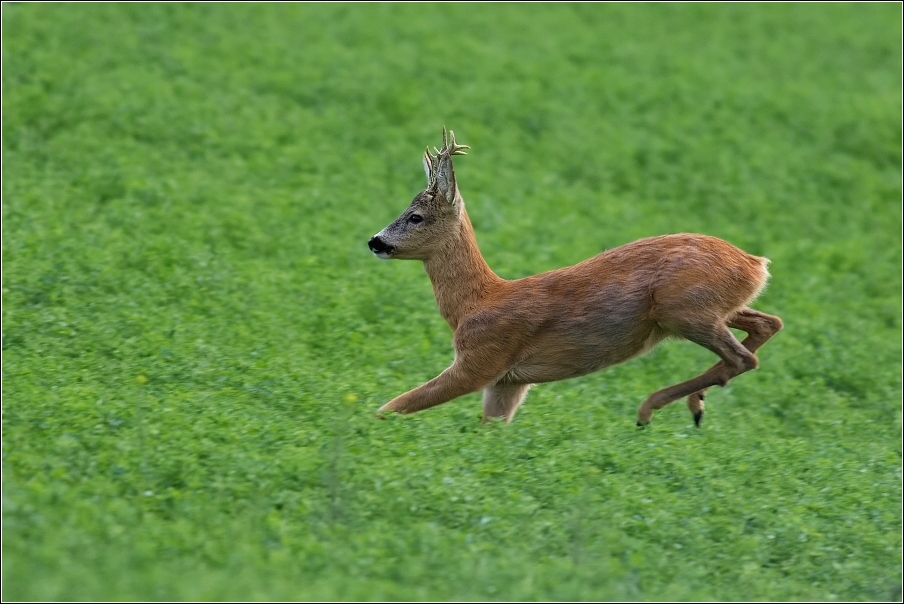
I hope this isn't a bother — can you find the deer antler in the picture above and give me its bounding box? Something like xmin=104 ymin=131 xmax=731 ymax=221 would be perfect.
xmin=439 ymin=126 xmax=469 ymax=156
xmin=425 ymin=127 xmax=469 ymax=190
xmin=430 ymin=126 xmax=469 ymax=160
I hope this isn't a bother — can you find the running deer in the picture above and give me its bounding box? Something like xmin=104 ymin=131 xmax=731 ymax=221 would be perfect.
xmin=367 ymin=128 xmax=782 ymax=426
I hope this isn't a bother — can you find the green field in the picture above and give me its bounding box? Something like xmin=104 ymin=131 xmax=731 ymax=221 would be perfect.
xmin=2 ymin=3 xmax=901 ymax=601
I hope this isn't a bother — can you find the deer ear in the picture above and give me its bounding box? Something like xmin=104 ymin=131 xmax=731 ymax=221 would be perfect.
xmin=436 ymin=153 xmax=457 ymax=204
xmin=423 ymin=148 xmax=433 ymax=186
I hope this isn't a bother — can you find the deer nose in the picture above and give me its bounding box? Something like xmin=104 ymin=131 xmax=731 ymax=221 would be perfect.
xmin=368 ymin=236 xmax=394 ymax=255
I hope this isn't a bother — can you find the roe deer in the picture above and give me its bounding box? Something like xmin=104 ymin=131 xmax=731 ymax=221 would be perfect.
xmin=368 ymin=128 xmax=782 ymax=426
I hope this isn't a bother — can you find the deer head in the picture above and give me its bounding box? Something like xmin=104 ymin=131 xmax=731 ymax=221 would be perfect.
xmin=368 ymin=127 xmax=470 ymax=261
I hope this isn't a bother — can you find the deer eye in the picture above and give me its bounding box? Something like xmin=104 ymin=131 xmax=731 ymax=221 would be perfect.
xmin=408 ymin=214 xmax=423 ymax=224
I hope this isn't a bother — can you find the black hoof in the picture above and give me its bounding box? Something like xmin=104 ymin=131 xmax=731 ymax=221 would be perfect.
xmin=636 ymin=421 xmax=648 ymax=428
xmin=693 ymin=410 xmax=704 ymax=427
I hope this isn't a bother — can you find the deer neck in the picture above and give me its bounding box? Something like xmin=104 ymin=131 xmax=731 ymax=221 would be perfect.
xmin=423 ymin=205 xmax=503 ymax=330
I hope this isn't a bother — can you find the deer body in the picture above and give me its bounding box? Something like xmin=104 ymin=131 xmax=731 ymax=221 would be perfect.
xmin=369 ymin=129 xmax=782 ymax=426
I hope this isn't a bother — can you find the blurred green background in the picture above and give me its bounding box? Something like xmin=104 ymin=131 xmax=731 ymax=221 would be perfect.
xmin=3 ymin=3 xmax=901 ymax=600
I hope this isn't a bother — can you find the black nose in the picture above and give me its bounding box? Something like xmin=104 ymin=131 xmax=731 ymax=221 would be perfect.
xmin=368 ymin=236 xmax=394 ymax=255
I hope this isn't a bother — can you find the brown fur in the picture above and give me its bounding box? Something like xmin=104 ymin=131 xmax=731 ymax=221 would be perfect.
xmin=368 ymin=129 xmax=782 ymax=425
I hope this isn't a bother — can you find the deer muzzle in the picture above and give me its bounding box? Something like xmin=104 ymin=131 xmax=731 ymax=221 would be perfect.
xmin=368 ymin=235 xmax=394 ymax=259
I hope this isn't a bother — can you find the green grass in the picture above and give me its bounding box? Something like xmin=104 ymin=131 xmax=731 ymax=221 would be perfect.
xmin=2 ymin=3 xmax=901 ymax=601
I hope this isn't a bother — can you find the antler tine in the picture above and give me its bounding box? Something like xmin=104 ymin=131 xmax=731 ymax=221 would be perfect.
xmin=435 ymin=126 xmax=470 ymax=157
xmin=447 ymin=129 xmax=469 ymax=156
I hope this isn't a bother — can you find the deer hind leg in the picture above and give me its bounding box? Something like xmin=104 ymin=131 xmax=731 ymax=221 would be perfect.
xmin=636 ymin=320 xmax=759 ymax=426
xmin=686 ymin=309 xmax=783 ymax=426
xmin=482 ymin=383 xmax=532 ymax=423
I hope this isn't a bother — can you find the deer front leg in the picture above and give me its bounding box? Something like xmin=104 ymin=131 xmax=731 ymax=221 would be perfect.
xmin=378 ymin=360 xmax=500 ymax=416
xmin=482 ymin=383 xmax=532 ymax=423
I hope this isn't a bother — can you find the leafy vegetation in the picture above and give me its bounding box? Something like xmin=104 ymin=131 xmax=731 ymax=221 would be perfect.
xmin=3 ymin=3 xmax=901 ymax=600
